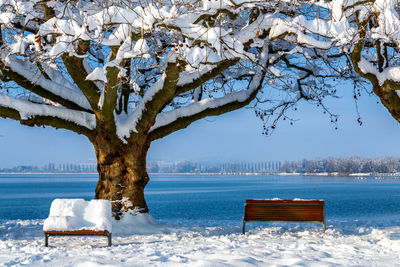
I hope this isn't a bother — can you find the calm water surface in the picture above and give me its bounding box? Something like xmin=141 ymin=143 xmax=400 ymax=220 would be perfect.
xmin=1 ymin=173 xmax=400 ymax=226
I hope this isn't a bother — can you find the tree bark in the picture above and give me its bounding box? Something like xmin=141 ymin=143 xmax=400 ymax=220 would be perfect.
xmin=93 ymin=136 xmax=150 ymax=220
xmin=373 ymin=84 xmax=400 ymax=123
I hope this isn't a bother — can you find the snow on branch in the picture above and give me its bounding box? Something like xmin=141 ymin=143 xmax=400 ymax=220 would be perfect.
xmin=0 ymin=94 xmax=96 ymax=130
xmin=115 ymin=72 xmax=167 ymax=140
xmin=4 ymin=56 xmax=92 ymax=111
xmin=268 ymin=15 xmax=355 ymax=49
xmin=150 ymin=88 xmax=256 ymax=132
xmin=358 ymin=57 xmax=400 ymax=86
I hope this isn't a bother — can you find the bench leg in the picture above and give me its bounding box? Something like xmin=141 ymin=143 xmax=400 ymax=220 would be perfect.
xmin=45 ymin=233 xmax=49 ymax=247
xmin=323 ymin=222 xmax=326 ymax=233
xmin=107 ymin=233 xmax=112 ymax=247
xmin=242 ymin=221 xmax=246 ymax=234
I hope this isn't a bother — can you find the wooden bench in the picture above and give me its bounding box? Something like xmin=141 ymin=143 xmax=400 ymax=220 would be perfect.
xmin=44 ymin=229 xmax=112 ymax=247
xmin=43 ymin=199 xmax=113 ymax=247
xmin=242 ymin=199 xmax=325 ymax=234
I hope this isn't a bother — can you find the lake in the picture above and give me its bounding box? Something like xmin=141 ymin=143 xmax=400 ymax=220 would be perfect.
xmin=1 ymin=173 xmax=400 ymax=227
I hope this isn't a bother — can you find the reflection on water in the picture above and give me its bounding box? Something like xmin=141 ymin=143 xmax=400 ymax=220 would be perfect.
xmin=0 ymin=173 xmax=400 ymax=225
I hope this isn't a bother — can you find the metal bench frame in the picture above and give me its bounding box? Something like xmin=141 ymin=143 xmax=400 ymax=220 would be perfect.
xmin=242 ymin=199 xmax=325 ymax=234
xmin=44 ymin=230 xmax=112 ymax=247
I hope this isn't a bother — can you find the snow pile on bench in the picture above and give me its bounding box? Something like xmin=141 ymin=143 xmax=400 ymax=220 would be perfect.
xmin=43 ymin=199 xmax=112 ymax=232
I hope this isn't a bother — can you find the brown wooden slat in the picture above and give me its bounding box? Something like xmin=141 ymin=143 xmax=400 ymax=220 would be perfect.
xmin=44 ymin=230 xmax=109 ymax=235
xmin=43 ymin=229 xmax=112 ymax=247
xmin=245 ymin=205 xmax=324 ymax=209
xmin=245 ymin=199 xmax=324 ymax=204
xmin=244 ymin=200 xmax=325 ymax=223
xmin=246 ymin=217 xmax=323 ymax=221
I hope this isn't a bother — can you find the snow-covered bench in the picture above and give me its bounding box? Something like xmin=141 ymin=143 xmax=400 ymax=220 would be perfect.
xmin=242 ymin=199 xmax=325 ymax=234
xmin=43 ymin=199 xmax=113 ymax=247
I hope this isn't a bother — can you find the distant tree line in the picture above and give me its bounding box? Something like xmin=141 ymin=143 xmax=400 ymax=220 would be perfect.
xmin=2 ymin=157 xmax=400 ymax=174
xmin=147 ymin=161 xmax=282 ymax=173
xmin=279 ymin=157 xmax=400 ymax=174
xmin=0 ymin=161 xmax=282 ymax=174
xmin=0 ymin=163 xmax=97 ymax=173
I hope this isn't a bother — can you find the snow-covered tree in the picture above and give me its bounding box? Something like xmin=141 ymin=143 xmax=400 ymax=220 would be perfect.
xmin=0 ymin=0 xmax=283 ymax=218
xmin=1 ymin=0 xmax=398 ymax=218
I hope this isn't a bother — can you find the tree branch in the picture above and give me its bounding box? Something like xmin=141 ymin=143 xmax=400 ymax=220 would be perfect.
xmin=148 ymin=79 xmax=264 ymax=141
xmin=149 ymin=44 xmax=269 ymax=141
xmin=39 ymin=1 xmax=101 ymax=111
xmin=133 ymin=62 xmax=181 ymax=134
xmin=175 ymin=59 xmax=239 ymax=95
xmin=0 ymin=58 xmax=93 ymax=112
xmin=117 ymin=58 xmax=241 ymax=141
xmin=0 ymin=94 xmax=95 ymax=138
xmin=61 ymin=51 xmax=101 ymax=111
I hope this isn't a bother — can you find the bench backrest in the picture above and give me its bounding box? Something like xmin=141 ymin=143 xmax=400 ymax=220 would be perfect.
xmin=244 ymin=199 xmax=325 ymax=223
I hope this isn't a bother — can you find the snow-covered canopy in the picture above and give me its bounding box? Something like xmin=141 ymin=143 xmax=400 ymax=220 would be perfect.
xmin=0 ymin=0 xmax=398 ymax=140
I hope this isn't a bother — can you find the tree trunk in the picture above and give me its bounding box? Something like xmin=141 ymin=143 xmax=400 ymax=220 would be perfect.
xmin=93 ymin=139 xmax=150 ymax=220
xmin=373 ymin=84 xmax=400 ymax=122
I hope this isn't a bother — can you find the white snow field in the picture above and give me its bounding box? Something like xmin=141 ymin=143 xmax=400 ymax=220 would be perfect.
xmin=1 ymin=216 xmax=400 ymax=267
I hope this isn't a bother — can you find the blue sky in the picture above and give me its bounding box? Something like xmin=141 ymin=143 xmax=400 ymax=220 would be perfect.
xmin=0 ymin=82 xmax=399 ymax=168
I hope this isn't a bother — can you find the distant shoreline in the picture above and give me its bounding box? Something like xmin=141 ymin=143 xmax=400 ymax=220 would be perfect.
xmin=1 ymin=172 xmax=400 ymax=177
xmin=0 ymin=172 xmax=98 ymax=175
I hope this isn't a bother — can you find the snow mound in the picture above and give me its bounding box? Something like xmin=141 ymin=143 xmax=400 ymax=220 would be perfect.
xmin=112 ymin=211 xmax=169 ymax=235
xmin=76 ymin=262 xmax=118 ymax=267
xmin=3 ymin=220 xmax=400 ymax=266
xmin=43 ymin=199 xmax=112 ymax=232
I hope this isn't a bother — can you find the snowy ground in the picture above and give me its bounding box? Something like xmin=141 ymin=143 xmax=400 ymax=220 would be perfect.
xmin=1 ymin=218 xmax=400 ymax=267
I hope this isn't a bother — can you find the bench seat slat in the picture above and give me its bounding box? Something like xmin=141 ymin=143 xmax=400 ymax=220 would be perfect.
xmin=246 ymin=217 xmax=323 ymax=222
xmin=43 ymin=230 xmax=112 ymax=247
xmin=245 ymin=200 xmax=324 ymax=204
xmin=44 ymin=230 xmax=109 ymax=235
